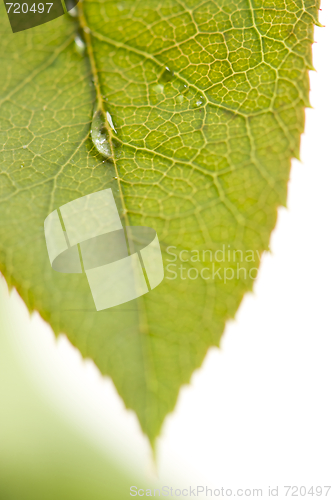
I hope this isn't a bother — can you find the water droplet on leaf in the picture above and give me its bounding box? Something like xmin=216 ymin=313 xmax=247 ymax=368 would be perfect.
xmin=195 ymin=96 xmax=204 ymax=107
xmin=74 ymin=34 xmax=86 ymax=55
xmin=152 ymin=84 xmax=164 ymax=94
xmin=180 ymin=83 xmax=189 ymax=94
xmin=106 ymin=111 xmax=117 ymax=134
xmin=160 ymin=66 xmax=174 ymax=83
xmin=68 ymin=6 xmax=78 ymax=17
xmin=91 ymin=106 xmax=112 ymax=158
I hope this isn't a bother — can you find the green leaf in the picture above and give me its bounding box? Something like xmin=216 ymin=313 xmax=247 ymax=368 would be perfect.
xmin=0 ymin=0 xmax=320 ymax=444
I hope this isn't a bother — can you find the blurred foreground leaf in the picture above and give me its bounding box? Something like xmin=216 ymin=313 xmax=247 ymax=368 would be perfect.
xmin=0 ymin=279 xmax=137 ymax=500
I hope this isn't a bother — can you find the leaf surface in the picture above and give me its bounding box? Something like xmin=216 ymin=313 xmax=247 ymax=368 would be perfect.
xmin=0 ymin=0 xmax=320 ymax=443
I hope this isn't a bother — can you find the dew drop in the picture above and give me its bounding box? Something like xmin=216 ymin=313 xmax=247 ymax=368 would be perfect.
xmin=91 ymin=106 xmax=112 ymax=158
xmin=195 ymin=96 xmax=204 ymax=107
xmin=106 ymin=111 xmax=117 ymax=134
xmin=160 ymin=65 xmax=174 ymax=82
xmin=74 ymin=34 xmax=86 ymax=55
xmin=68 ymin=6 xmax=78 ymax=17
xmin=152 ymin=83 xmax=164 ymax=94
xmin=22 ymin=145 xmax=28 ymax=149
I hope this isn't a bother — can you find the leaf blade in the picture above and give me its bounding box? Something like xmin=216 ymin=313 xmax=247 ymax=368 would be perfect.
xmin=0 ymin=0 xmax=320 ymax=443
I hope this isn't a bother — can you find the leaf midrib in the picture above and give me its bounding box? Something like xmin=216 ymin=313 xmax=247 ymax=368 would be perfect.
xmin=78 ymin=3 xmax=158 ymax=413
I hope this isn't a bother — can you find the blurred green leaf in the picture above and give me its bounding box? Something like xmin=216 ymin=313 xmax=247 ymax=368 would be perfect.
xmin=0 ymin=0 xmax=320 ymax=444
xmin=0 ymin=281 xmax=137 ymax=500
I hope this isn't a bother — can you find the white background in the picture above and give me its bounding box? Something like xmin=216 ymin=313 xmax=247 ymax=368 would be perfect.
xmin=1 ymin=2 xmax=331 ymax=497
